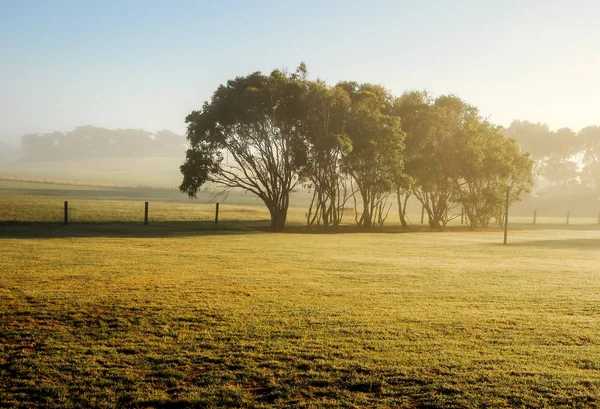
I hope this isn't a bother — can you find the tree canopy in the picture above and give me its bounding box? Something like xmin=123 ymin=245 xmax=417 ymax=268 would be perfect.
xmin=180 ymin=68 xmax=308 ymax=231
xmin=181 ymin=65 xmax=536 ymax=231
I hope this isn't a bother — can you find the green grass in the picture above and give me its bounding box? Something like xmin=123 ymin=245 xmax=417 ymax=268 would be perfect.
xmin=2 ymin=189 xmax=599 ymax=229
xmin=1 ymin=224 xmax=600 ymax=408
xmin=0 ymin=157 xmax=185 ymax=188
xmin=2 ymin=179 xmax=599 ymax=228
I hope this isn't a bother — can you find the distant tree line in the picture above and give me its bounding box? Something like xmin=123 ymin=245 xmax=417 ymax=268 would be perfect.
xmin=503 ymin=121 xmax=600 ymax=198
xmin=21 ymin=126 xmax=186 ymax=161
xmin=180 ymin=64 xmax=534 ymax=231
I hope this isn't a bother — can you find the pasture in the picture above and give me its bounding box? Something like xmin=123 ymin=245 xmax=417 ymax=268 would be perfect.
xmin=1 ymin=181 xmax=600 ymax=408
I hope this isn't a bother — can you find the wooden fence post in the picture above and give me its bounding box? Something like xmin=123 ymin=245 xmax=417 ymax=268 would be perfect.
xmin=533 ymin=209 xmax=537 ymax=225
xmin=144 ymin=202 xmax=148 ymax=225
xmin=503 ymin=186 xmax=510 ymax=245
xmin=215 ymin=203 xmax=220 ymax=225
xmin=567 ymin=211 xmax=570 ymax=226
xmin=64 ymin=201 xmax=68 ymax=225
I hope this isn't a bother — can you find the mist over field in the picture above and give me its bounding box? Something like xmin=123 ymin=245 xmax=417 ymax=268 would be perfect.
xmin=2 ymin=2 xmax=600 ymax=408
xmin=1 ymin=121 xmax=598 ymax=219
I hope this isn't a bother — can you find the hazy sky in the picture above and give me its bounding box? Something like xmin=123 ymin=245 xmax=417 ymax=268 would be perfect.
xmin=1 ymin=0 xmax=598 ymax=143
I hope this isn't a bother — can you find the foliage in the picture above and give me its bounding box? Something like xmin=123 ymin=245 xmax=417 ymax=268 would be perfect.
xmin=181 ymin=65 xmax=539 ymax=231
xmin=180 ymin=68 xmax=308 ymax=231
xmin=503 ymin=121 xmax=579 ymax=164
xmin=395 ymin=93 xmax=467 ymax=229
xmin=454 ymin=123 xmax=533 ymax=229
xmin=579 ymin=125 xmax=600 ymax=195
xmin=301 ymin=81 xmax=353 ymax=228
xmin=395 ymin=94 xmax=534 ymax=230
xmin=341 ymin=82 xmax=405 ymax=227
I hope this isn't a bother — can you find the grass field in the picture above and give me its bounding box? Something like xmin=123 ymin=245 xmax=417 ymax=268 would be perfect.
xmin=1 ymin=182 xmax=600 ymax=407
xmin=2 ymin=224 xmax=600 ymax=408
xmin=1 ymin=180 xmax=599 ymax=228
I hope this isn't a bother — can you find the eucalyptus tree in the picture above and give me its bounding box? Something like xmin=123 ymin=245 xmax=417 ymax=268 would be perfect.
xmin=180 ymin=68 xmax=308 ymax=231
xmin=392 ymin=91 xmax=431 ymax=228
xmin=453 ymin=121 xmax=533 ymax=229
xmin=579 ymin=125 xmax=600 ymax=194
xmin=503 ymin=121 xmax=580 ymax=190
xmin=340 ymin=82 xmax=405 ymax=227
xmin=302 ymin=82 xmax=353 ymax=227
xmin=395 ymin=93 xmax=534 ymax=230
xmin=396 ymin=94 xmax=474 ymax=229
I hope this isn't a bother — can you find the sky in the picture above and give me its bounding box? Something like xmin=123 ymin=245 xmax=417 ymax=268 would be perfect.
xmin=1 ymin=0 xmax=599 ymax=144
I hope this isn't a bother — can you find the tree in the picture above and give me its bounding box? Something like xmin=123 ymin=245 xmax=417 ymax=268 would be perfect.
xmin=579 ymin=125 xmax=600 ymax=195
xmin=503 ymin=121 xmax=579 ymax=165
xmin=180 ymin=68 xmax=308 ymax=231
xmin=394 ymin=94 xmax=534 ymax=230
xmin=454 ymin=122 xmax=533 ymax=229
xmin=503 ymin=121 xmax=581 ymax=191
xmin=302 ymin=81 xmax=353 ymax=228
xmin=401 ymin=95 xmax=477 ymax=230
xmin=392 ymin=91 xmax=431 ymax=228
xmin=340 ymin=82 xmax=405 ymax=228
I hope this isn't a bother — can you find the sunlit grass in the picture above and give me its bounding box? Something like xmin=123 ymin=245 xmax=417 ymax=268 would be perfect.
xmin=2 ymin=193 xmax=599 ymax=230
xmin=1 ymin=227 xmax=600 ymax=408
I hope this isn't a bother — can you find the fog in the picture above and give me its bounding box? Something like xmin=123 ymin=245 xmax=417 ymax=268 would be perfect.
xmin=0 ymin=119 xmax=598 ymax=218
xmin=0 ymin=127 xmax=187 ymax=188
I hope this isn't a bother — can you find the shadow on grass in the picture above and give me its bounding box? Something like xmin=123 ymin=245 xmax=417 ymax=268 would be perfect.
xmin=0 ymin=221 xmax=473 ymax=239
xmin=510 ymin=223 xmax=600 ymax=232
xmin=1 ymin=221 xmax=598 ymax=239
xmin=506 ymin=238 xmax=600 ymax=250
xmin=0 ymin=221 xmax=268 ymax=239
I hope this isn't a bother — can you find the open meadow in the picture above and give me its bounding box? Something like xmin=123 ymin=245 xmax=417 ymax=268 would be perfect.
xmin=1 ymin=182 xmax=600 ymax=408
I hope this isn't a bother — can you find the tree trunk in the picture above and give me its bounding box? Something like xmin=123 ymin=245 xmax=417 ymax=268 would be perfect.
xmin=267 ymin=193 xmax=289 ymax=232
xmin=396 ymin=189 xmax=408 ymax=229
xmin=269 ymin=206 xmax=287 ymax=232
xmin=428 ymin=216 xmax=442 ymax=230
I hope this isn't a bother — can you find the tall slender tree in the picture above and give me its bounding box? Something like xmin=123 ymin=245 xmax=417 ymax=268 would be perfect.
xmin=302 ymin=82 xmax=353 ymax=228
xmin=340 ymin=82 xmax=405 ymax=227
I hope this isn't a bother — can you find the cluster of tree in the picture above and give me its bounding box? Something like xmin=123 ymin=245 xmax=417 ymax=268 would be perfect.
xmin=21 ymin=126 xmax=186 ymax=161
xmin=503 ymin=121 xmax=600 ymax=197
xmin=180 ymin=64 xmax=534 ymax=231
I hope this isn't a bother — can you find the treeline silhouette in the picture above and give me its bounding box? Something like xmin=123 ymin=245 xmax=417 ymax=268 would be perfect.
xmin=20 ymin=126 xmax=186 ymax=161
xmin=181 ymin=64 xmax=533 ymax=231
xmin=504 ymin=122 xmax=600 ymax=198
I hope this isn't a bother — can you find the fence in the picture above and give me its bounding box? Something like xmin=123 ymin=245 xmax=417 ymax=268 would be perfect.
xmin=2 ymin=196 xmax=600 ymax=228
xmin=414 ymin=206 xmax=600 ymax=227
xmin=0 ymin=197 xmax=288 ymax=225
xmin=60 ymin=201 xmax=222 ymax=225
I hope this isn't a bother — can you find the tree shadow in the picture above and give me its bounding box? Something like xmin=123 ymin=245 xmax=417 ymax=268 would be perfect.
xmin=0 ymin=221 xmax=468 ymax=239
xmin=510 ymin=223 xmax=600 ymax=232
xmin=0 ymin=221 xmax=266 ymax=239
xmin=506 ymin=238 xmax=600 ymax=250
